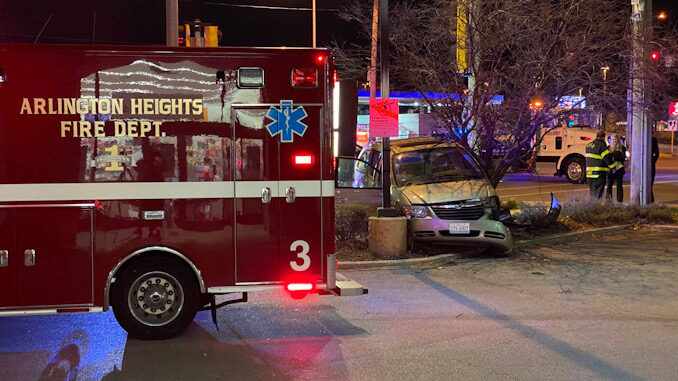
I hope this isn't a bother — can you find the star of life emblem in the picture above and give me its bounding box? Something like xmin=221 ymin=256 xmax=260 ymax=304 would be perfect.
xmin=265 ymin=100 xmax=308 ymax=143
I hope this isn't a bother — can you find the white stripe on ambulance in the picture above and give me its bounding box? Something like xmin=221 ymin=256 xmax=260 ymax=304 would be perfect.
xmin=0 ymin=180 xmax=335 ymax=202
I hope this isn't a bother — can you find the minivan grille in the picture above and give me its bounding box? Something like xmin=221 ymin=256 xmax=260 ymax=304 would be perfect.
xmin=431 ymin=205 xmax=484 ymax=220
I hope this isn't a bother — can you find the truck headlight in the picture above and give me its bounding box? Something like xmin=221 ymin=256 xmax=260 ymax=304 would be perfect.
xmin=402 ymin=205 xmax=428 ymax=219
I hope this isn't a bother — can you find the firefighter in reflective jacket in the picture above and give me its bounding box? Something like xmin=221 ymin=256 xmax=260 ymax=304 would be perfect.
xmin=585 ymin=130 xmax=616 ymax=199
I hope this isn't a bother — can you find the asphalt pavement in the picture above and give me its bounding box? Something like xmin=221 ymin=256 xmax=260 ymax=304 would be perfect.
xmin=1 ymin=228 xmax=677 ymax=381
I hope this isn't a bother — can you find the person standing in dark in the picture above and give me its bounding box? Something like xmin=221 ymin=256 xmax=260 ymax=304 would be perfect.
xmin=606 ymin=134 xmax=626 ymax=203
xmin=586 ymin=130 xmax=615 ymax=199
xmin=651 ymin=136 xmax=659 ymax=202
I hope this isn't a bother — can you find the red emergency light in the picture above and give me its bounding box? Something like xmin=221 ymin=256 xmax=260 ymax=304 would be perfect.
xmin=316 ymin=54 xmax=325 ymax=63
xmin=292 ymin=68 xmax=318 ymax=88
xmin=287 ymin=283 xmax=313 ymax=292
xmin=294 ymin=155 xmax=313 ymax=165
xmin=580 ymin=136 xmax=592 ymax=141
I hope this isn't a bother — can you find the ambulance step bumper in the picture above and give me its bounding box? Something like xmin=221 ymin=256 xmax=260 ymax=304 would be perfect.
xmin=331 ymin=272 xmax=368 ymax=296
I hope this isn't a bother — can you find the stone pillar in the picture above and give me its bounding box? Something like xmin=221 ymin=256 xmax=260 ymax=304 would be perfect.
xmin=368 ymin=216 xmax=407 ymax=257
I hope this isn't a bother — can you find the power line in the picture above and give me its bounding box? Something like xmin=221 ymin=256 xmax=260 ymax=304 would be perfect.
xmin=1 ymin=32 xmax=154 ymax=45
xmin=180 ymin=0 xmax=338 ymax=12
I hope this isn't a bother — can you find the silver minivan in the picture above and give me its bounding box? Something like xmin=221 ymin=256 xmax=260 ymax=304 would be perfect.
xmin=336 ymin=137 xmax=513 ymax=252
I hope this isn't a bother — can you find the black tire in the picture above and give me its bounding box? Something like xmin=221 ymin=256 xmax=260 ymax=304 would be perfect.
xmin=563 ymin=156 xmax=586 ymax=184
xmin=111 ymin=256 xmax=200 ymax=340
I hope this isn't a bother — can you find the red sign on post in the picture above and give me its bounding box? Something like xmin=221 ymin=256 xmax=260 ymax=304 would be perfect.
xmin=669 ymin=102 xmax=678 ymax=119
xmin=369 ymin=99 xmax=399 ymax=138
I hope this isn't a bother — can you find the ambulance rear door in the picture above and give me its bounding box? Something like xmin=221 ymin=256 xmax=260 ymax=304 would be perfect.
xmin=231 ymin=102 xmax=323 ymax=285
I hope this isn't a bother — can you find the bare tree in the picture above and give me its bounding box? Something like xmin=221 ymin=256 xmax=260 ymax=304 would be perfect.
xmin=334 ymin=0 xmax=678 ymax=187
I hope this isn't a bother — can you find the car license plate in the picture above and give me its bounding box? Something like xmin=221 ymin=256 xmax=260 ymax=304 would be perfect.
xmin=449 ymin=223 xmax=470 ymax=234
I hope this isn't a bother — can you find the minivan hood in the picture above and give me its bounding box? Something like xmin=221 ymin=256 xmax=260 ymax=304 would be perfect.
xmin=400 ymin=180 xmax=493 ymax=205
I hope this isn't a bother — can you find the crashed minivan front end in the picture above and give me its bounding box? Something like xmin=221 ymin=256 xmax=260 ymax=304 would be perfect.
xmin=391 ymin=141 xmax=514 ymax=253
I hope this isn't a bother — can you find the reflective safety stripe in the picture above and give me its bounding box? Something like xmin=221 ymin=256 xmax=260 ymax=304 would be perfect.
xmin=608 ymin=163 xmax=616 ymax=169
xmin=586 ymin=150 xmax=611 ymax=160
xmin=586 ymin=173 xmax=600 ymax=178
xmin=0 ymin=180 xmax=336 ymax=202
xmin=587 ymin=167 xmax=609 ymax=172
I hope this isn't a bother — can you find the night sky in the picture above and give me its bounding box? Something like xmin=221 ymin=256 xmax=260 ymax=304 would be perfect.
xmin=0 ymin=0 xmax=357 ymax=48
xmin=0 ymin=1 xmax=676 ymax=48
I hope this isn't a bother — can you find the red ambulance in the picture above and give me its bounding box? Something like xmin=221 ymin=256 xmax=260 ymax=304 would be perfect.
xmin=0 ymin=44 xmax=365 ymax=339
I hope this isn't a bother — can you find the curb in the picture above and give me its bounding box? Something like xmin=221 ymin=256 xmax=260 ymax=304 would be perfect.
xmin=339 ymin=253 xmax=457 ymax=270
xmin=337 ymin=225 xmax=629 ymax=270
xmin=514 ymin=225 xmax=629 ymax=248
xmin=645 ymin=224 xmax=678 ymax=231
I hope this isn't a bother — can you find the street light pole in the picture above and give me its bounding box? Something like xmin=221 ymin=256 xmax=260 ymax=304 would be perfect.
xmin=630 ymin=0 xmax=652 ymax=205
xmin=378 ymin=0 xmax=397 ymax=217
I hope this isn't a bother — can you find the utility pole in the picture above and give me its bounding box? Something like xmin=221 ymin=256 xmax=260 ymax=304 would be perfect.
xmin=166 ymin=0 xmax=178 ymax=47
xmin=378 ymin=0 xmax=397 ymax=217
xmin=369 ymin=0 xmax=379 ymax=99
xmin=312 ymin=0 xmax=317 ymax=48
xmin=630 ymin=0 xmax=652 ymax=205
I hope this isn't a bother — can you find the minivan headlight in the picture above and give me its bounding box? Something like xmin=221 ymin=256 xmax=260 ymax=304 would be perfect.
xmin=402 ymin=205 xmax=429 ymax=219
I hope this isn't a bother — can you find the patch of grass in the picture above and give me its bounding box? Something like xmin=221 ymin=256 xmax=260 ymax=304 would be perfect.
xmin=562 ymin=197 xmax=678 ymax=226
xmin=335 ymin=203 xmax=377 ymax=242
xmin=501 ymin=199 xmax=521 ymax=210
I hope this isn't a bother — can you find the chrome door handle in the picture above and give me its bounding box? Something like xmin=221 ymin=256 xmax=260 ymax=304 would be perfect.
xmin=0 ymin=250 xmax=8 ymax=267
xmin=285 ymin=187 xmax=296 ymax=203
xmin=261 ymin=187 xmax=272 ymax=204
xmin=24 ymin=249 xmax=35 ymax=267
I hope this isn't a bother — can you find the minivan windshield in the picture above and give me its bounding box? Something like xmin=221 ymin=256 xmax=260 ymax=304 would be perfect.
xmin=392 ymin=148 xmax=484 ymax=187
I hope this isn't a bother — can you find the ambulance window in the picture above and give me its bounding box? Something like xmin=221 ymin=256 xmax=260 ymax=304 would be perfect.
xmin=555 ymin=137 xmax=562 ymax=150
xmin=82 ymin=136 xmax=179 ymax=183
xmin=185 ymin=136 xmax=230 ymax=182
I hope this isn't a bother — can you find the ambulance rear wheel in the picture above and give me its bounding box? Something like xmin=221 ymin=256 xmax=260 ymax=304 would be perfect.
xmin=564 ymin=156 xmax=586 ymax=184
xmin=112 ymin=256 xmax=200 ymax=340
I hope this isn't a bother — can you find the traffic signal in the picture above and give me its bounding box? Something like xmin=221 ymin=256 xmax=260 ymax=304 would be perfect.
xmin=178 ymin=24 xmax=190 ymax=46
xmin=179 ymin=21 xmax=221 ymax=47
xmin=204 ymin=25 xmax=220 ymax=47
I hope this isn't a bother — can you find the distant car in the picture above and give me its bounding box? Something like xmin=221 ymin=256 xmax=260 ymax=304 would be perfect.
xmin=336 ymin=137 xmax=513 ymax=253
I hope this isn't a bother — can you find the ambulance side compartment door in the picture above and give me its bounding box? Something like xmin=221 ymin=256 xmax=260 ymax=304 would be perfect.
xmin=0 ymin=209 xmax=17 ymax=307
xmin=16 ymin=207 xmax=93 ymax=307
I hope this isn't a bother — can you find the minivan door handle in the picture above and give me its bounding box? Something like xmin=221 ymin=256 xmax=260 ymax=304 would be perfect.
xmin=261 ymin=187 xmax=272 ymax=204
xmin=285 ymin=187 xmax=296 ymax=203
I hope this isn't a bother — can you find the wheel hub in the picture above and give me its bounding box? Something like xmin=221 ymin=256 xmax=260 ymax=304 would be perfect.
xmin=128 ymin=272 xmax=183 ymax=326
xmin=568 ymin=162 xmax=582 ymax=180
